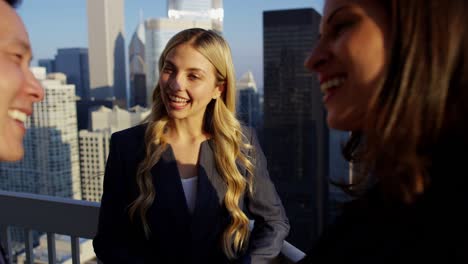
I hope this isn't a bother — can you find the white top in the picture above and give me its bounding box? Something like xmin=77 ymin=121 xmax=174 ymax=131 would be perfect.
xmin=181 ymin=176 xmax=198 ymax=214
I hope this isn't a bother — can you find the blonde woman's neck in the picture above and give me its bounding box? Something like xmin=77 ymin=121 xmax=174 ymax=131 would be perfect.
xmin=166 ymin=119 xmax=210 ymax=144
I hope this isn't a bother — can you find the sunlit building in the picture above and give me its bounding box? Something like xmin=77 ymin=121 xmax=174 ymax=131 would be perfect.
xmin=90 ymin=105 xmax=150 ymax=133
xmin=167 ymin=0 xmax=223 ymax=33
xmin=0 ymin=67 xmax=81 ymax=200
xmin=79 ymin=130 xmax=110 ymax=202
xmin=129 ymin=20 xmax=147 ymax=107
xmin=87 ymin=0 xmax=127 ymax=108
xmin=78 ymin=105 xmax=149 ymax=202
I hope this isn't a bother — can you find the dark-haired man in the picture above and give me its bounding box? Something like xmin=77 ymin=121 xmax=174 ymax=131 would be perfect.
xmin=0 ymin=0 xmax=44 ymax=262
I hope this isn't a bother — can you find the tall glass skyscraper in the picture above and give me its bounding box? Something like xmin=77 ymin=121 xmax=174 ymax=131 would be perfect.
xmin=237 ymin=71 xmax=260 ymax=128
xmin=262 ymin=8 xmax=326 ymax=251
xmin=54 ymin=48 xmax=90 ymax=100
xmin=129 ymin=22 xmax=147 ymax=107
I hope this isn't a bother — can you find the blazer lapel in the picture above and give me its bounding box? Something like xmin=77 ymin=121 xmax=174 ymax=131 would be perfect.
xmin=148 ymin=146 xmax=191 ymax=235
xmin=190 ymin=140 xmax=228 ymax=243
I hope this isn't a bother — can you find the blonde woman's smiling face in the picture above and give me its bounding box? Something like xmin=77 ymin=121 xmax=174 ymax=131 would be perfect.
xmin=159 ymin=43 xmax=223 ymax=124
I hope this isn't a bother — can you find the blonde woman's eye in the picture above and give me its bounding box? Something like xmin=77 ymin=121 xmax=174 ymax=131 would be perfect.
xmin=162 ymin=65 xmax=174 ymax=74
xmin=188 ymin=74 xmax=199 ymax=80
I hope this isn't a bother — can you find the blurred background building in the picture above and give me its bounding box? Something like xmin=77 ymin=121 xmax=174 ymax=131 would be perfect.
xmin=261 ymin=8 xmax=326 ymax=251
xmin=167 ymin=0 xmax=224 ymax=33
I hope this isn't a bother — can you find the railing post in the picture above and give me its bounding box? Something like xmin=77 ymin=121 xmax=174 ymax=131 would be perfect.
xmin=25 ymin=229 xmax=34 ymax=264
xmin=71 ymin=236 xmax=80 ymax=264
xmin=47 ymin=232 xmax=56 ymax=264
xmin=0 ymin=225 xmax=12 ymax=263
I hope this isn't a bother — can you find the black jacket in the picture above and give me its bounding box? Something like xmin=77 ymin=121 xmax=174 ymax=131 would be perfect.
xmin=299 ymin=160 xmax=468 ymax=264
xmin=93 ymin=124 xmax=289 ymax=263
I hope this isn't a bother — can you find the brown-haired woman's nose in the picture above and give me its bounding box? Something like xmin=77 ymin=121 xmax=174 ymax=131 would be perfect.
xmin=304 ymin=41 xmax=330 ymax=72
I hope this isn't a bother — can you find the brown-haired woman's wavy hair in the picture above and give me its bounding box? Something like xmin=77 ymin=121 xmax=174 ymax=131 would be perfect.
xmin=128 ymin=28 xmax=255 ymax=259
xmin=344 ymin=0 xmax=468 ymax=203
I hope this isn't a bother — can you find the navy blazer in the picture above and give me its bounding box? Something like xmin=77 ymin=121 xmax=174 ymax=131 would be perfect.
xmin=93 ymin=124 xmax=289 ymax=263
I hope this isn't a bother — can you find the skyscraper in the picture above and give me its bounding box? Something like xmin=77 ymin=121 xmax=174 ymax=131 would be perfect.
xmin=79 ymin=129 xmax=110 ymax=202
xmin=262 ymin=8 xmax=326 ymax=250
xmin=167 ymin=0 xmax=223 ymax=32
xmin=87 ymin=0 xmax=127 ymax=108
xmin=237 ymin=71 xmax=260 ymax=128
xmin=78 ymin=105 xmax=150 ymax=202
xmin=129 ymin=21 xmax=147 ymax=107
xmin=38 ymin=59 xmax=55 ymax=74
xmin=0 ymin=67 xmax=81 ymax=199
xmin=144 ymin=18 xmax=212 ymax=106
xmin=90 ymin=105 xmax=150 ymax=134
xmin=54 ymin=48 xmax=90 ymax=100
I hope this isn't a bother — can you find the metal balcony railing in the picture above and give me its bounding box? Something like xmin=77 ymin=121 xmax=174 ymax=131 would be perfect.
xmin=0 ymin=190 xmax=305 ymax=264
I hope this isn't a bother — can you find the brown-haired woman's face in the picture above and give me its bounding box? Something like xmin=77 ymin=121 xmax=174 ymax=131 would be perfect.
xmin=305 ymin=0 xmax=390 ymax=131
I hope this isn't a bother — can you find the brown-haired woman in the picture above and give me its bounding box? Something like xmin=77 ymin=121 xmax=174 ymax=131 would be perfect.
xmin=301 ymin=0 xmax=468 ymax=262
xmin=93 ymin=28 xmax=289 ymax=263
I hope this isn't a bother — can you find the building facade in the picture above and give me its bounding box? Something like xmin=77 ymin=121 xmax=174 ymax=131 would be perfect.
xmin=78 ymin=105 xmax=150 ymax=202
xmin=237 ymin=71 xmax=260 ymax=128
xmin=90 ymin=105 xmax=150 ymax=134
xmin=38 ymin=59 xmax=55 ymax=74
xmin=54 ymin=48 xmax=90 ymax=100
xmin=0 ymin=67 xmax=81 ymax=199
xmin=87 ymin=0 xmax=127 ymax=108
xmin=79 ymin=130 xmax=110 ymax=202
xmin=262 ymin=8 xmax=326 ymax=250
xmin=129 ymin=22 xmax=147 ymax=107
xmin=167 ymin=0 xmax=224 ymax=33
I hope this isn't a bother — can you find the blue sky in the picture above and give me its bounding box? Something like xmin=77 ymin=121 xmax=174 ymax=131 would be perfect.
xmin=17 ymin=0 xmax=324 ymax=90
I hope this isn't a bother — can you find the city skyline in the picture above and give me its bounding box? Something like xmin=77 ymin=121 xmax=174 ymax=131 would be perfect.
xmin=17 ymin=0 xmax=323 ymax=91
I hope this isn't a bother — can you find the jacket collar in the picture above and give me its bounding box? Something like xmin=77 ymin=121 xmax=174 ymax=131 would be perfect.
xmin=148 ymin=140 xmax=228 ymax=243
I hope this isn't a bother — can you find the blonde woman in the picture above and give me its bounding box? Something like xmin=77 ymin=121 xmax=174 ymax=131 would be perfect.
xmin=93 ymin=28 xmax=289 ymax=264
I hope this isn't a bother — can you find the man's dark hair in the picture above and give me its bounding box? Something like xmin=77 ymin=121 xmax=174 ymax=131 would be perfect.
xmin=5 ymin=0 xmax=22 ymax=8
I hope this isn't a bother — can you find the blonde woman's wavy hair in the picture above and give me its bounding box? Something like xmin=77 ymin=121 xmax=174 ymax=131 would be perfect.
xmin=128 ymin=28 xmax=255 ymax=259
